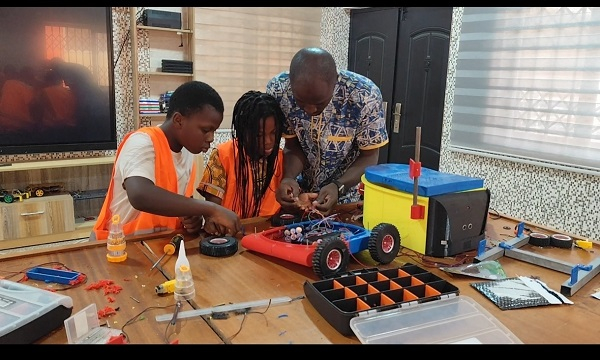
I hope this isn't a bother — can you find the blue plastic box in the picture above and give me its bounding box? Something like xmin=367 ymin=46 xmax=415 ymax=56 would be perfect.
xmin=26 ymin=267 xmax=80 ymax=285
xmin=364 ymin=163 xmax=484 ymax=197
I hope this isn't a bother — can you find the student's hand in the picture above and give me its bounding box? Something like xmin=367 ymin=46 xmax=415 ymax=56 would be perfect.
xmin=203 ymin=206 xmax=242 ymax=237
xmin=181 ymin=215 xmax=203 ymax=235
xmin=313 ymin=183 xmax=338 ymax=216
xmin=276 ymin=177 xmax=301 ymax=210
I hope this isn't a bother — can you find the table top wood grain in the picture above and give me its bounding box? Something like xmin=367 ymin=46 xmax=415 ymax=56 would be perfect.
xmin=4 ymin=206 xmax=600 ymax=344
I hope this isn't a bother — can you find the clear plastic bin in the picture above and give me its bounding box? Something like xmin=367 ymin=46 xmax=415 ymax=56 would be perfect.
xmin=350 ymin=295 xmax=522 ymax=344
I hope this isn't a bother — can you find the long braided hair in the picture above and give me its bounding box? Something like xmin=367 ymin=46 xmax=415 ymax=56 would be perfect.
xmin=231 ymin=90 xmax=285 ymax=218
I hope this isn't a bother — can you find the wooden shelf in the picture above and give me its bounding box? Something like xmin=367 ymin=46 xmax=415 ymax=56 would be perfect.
xmin=131 ymin=7 xmax=194 ymax=130
xmin=139 ymin=71 xmax=193 ymax=77
xmin=0 ymin=156 xmax=115 ymax=173
xmin=136 ymin=25 xmax=192 ymax=33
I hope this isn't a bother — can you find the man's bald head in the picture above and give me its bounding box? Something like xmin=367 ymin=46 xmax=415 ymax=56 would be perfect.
xmin=288 ymin=47 xmax=338 ymax=116
xmin=289 ymin=47 xmax=338 ymax=88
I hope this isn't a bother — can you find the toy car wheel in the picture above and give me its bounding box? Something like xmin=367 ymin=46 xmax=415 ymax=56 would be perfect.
xmin=312 ymin=237 xmax=350 ymax=279
xmin=368 ymin=223 xmax=401 ymax=264
xmin=35 ymin=189 xmax=44 ymax=197
xmin=3 ymin=194 xmax=14 ymax=203
xmin=200 ymin=236 xmax=238 ymax=257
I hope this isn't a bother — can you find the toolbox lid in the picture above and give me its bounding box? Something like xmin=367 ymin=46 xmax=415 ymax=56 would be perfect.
xmin=364 ymin=163 xmax=484 ymax=197
xmin=0 ymin=279 xmax=73 ymax=339
xmin=349 ymin=296 xmax=522 ymax=344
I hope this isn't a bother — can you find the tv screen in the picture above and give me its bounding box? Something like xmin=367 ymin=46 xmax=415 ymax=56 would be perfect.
xmin=0 ymin=7 xmax=117 ymax=155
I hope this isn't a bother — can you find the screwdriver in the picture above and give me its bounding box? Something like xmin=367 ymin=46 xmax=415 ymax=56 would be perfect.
xmin=150 ymin=234 xmax=184 ymax=271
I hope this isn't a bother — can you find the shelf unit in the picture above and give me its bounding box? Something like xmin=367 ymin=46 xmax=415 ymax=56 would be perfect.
xmin=0 ymin=157 xmax=115 ymax=250
xmin=130 ymin=7 xmax=195 ymax=129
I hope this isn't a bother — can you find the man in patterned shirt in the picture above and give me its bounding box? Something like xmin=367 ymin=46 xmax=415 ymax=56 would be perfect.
xmin=266 ymin=47 xmax=389 ymax=215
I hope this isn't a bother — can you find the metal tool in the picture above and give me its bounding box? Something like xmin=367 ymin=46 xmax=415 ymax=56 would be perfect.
xmin=150 ymin=234 xmax=184 ymax=271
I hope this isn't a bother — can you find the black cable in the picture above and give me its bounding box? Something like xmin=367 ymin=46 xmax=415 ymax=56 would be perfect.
xmin=113 ymin=7 xmax=145 ymax=68
xmin=488 ymin=208 xmax=501 ymax=220
xmin=225 ymin=299 xmax=272 ymax=342
xmin=120 ymin=303 xmax=175 ymax=344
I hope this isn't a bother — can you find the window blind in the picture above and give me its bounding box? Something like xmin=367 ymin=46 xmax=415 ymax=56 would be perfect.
xmin=193 ymin=7 xmax=322 ymax=129
xmin=450 ymin=7 xmax=600 ymax=174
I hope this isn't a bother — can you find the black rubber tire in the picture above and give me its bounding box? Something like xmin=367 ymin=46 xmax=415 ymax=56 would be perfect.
xmin=528 ymin=232 xmax=551 ymax=247
xmin=200 ymin=236 xmax=238 ymax=257
xmin=551 ymin=234 xmax=573 ymax=249
xmin=368 ymin=223 xmax=401 ymax=264
xmin=312 ymin=237 xmax=350 ymax=279
xmin=270 ymin=211 xmax=303 ymax=227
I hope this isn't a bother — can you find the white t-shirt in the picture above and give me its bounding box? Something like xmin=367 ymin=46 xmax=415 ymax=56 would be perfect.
xmin=109 ymin=130 xmax=195 ymax=225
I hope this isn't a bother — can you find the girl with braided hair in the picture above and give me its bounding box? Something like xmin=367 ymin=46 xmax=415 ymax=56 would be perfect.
xmin=197 ymin=90 xmax=285 ymax=219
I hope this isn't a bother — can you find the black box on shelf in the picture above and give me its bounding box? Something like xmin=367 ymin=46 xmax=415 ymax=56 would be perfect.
xmin=161 ymin=60 xmax=193 ymax=74
xmin=142 ymin=9 xmax=182 ymax=29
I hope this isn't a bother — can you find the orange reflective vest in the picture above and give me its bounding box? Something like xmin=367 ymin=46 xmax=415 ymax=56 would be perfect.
xmin=217 ymin=140 xmax=282 ymax=218
xmin=91 ymin=126 xmax=196 ymax=240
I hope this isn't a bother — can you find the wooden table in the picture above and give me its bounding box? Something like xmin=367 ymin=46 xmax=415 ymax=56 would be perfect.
xmin=0 ymin=241 xmax=223 ymax=344
xmin=142 ymin=211 xmax=600 ymax=344
xmin=4 ymin=207 xmax=600 ymax=344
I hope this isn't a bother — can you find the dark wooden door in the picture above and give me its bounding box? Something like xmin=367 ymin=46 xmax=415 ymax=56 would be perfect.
xmin=348 ymin=7 xmax=399 ymax=164
xmin=348 ymin=7 xmax=452 ymax=170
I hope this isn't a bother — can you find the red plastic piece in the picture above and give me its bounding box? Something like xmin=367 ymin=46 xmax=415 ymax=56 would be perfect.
xmin=241 ymin=227 xmax=315 ymax=267
xmin=97 ymin=306 xmax=117 ymax=318
xmin=107 ymin=334 xmax=127 ymax=344
xmin=411 ymin=204 xmax=425 ymax=219
xmin=409 ymin=158 xmax=421 ymax=179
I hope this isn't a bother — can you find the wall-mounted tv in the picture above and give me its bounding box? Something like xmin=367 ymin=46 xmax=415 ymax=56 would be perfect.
xmin=0 ymin=7 xmax=117 ymax=156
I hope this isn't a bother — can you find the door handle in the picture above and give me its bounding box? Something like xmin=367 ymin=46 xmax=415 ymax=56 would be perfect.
xmin=382 ymin=101 xmax=388 ymax=124
xmin=392 ymin=102 xmax=402 ymax=133
xmin=21 ymin=211 xmax=45 ymax=216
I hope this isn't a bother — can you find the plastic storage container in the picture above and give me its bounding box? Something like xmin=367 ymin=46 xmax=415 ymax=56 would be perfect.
xmin=303 ymin=264 xmax=460 ymax=336
xmin=107 ymin=214 xmax=127 ymax=262
xmin=304 ymin=265 xmax=521 ymax=344
xmin=0 ymin=279 xmax=73 ymax=344
xmin=350 ymin=295 xmax=522 ymax=344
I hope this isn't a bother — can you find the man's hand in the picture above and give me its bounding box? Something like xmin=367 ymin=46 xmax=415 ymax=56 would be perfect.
xmin=313 ymin=182 xmax=339 ymax=216
xmin=181 ymin=215 xmax=203 ymax=235
xmin=276 ymin=177 xmax=301 ymax=210
xmin=296 ymin=192 xmax=318 ymax=211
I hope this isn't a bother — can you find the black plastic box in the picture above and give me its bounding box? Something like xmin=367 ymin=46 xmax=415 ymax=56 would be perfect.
xmin=303 ymin=264 xmax=460 ymax=336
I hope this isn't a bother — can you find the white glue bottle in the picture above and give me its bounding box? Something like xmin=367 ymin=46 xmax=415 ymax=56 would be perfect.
xmin=174 ymin=241 xmax=195 ymax=301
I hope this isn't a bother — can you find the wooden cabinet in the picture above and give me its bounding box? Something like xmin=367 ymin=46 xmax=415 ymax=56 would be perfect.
xmin=0 ymin=194 xmax=75 ymax=241
xmin=0 ymin=156 xmax=114 ymax=251
xmin=130 ymin=7 xmax=195 ymax=128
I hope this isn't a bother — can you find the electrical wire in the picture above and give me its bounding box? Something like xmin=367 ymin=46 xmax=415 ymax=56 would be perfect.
xmin=113 ymin=7 xmax=145 ymax=68
xmin=120 ymin=303 xmax=176 ymax=344
xmin=225 ymin=299 xmax=272 ymax=342
xmin=397 ymin=247 xmax=475 ymax=269
xmin=488 ymin=208 xmax=501 ymax=220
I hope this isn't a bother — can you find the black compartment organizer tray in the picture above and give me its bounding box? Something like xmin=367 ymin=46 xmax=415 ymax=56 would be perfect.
xmin=303 ymin=264 xmax=459 ymax=336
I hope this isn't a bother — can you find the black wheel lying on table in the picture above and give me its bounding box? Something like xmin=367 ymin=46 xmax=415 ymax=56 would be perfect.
xmin=200 ymin=236 xmax=238 ymax=257
xmin=312 ymin=237 xmax=350 ymax=279
xmin=368 ymin=223 xmax=401 ymax=264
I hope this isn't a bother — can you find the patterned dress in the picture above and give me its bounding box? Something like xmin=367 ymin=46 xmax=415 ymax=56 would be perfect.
xmin=266 ymin=69 xmax=389 ymax=203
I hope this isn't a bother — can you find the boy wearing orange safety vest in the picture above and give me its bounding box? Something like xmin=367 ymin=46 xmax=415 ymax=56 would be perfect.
xmin=91 ymin=81 xmax=242 ymax=241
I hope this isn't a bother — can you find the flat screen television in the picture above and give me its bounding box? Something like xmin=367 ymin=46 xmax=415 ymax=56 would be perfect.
xmin=0 ymin=7 xmax=117 ymax=155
